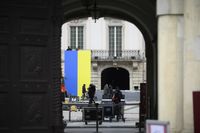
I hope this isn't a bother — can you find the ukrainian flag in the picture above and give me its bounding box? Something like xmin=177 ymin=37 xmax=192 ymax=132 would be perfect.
xmin=64 ymin=50 xmax=91 ymax=97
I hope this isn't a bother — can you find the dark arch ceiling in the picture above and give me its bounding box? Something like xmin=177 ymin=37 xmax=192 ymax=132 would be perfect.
xmin=62 ymin=0 xmax=157 ymax=43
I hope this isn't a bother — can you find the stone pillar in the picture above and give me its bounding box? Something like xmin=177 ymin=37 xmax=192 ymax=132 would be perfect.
xmin=183 ymin=0 xmax=200 ymax=132
xmin=157 ymin=0 xmax=184 ymax=132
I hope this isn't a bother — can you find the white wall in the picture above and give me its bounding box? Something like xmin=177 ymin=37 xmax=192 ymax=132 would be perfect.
xmin=124 ymin=21 xmax=144 ymax=51
xmin=61 ymin=23 xmax=68 ymax=51
xmin=61 ymin=17 xmax=145 ymax=52
xmin=87 ymin=17 xmax=106 ymax=50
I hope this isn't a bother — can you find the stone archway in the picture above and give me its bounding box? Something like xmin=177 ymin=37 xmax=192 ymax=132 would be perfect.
xmin=62 ymin=0 xmax=157 ymax=119
xmin=0 ymin=0 xmax=157 ymax=133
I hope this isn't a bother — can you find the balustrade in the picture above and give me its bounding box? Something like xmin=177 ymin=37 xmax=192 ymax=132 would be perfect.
xmin=91 ymin=50 xmax=145 ymax=60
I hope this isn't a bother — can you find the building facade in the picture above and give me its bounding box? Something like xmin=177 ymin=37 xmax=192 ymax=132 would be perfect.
xmin=61 ymin=17 xmax=146 ymax=90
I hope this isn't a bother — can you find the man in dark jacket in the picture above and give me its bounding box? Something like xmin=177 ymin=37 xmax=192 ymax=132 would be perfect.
xmin=112 ymin=87 xmax=125 ymax=122
xmin=112 ymin=88 xmax=122 ymax=104
xmin=88 ymin=84 xmax=96 ymax=104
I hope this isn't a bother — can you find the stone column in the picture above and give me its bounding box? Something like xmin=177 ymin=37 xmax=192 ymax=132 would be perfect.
xmin=183 ymin=0 xmax=200 ymax=132
xmin=157 ymin=0 xmax=184 ymax=132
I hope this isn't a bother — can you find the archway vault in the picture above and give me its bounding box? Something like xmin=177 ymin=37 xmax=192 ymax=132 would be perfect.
xmin=63 ymin=0 xmax=157 ymax=43
xmin=62 ymin=0 xmax=158 ymax=119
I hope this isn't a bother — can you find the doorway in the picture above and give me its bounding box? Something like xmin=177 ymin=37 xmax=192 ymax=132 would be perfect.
xmin=101 ymin=67 xmax=129 ymax=90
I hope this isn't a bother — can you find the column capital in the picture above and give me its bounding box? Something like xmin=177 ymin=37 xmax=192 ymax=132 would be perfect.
xmin=157 ymin=0 xmax=183 ymax=16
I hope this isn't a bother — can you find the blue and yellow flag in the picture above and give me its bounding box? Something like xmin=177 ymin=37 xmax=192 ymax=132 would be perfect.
xmin=64 ymin=50 xmax=91 ymax=97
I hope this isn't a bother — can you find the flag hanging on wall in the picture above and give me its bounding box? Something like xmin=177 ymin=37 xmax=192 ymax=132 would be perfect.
xmin=64 ymin=50 xmax=91 ymax=97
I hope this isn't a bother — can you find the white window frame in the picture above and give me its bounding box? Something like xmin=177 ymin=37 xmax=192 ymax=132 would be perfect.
xmin=106 ymin=19 xmax=124 ymax=57
xmin=67 ymin=21 xmax=86 ymax=49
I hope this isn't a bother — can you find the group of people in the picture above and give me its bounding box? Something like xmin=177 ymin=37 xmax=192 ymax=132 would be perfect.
xmin=82 ymin=83 xmax=124 ymax=121
xmin=60 ymin=81 xmax=96 ymax=104
xmin=60 ymin=77 xmax=124 ymax=121
xmin=82 ymin=84 xmax=96 ymax=104
xmin=103 ymin=84 xmax=123 ymax=103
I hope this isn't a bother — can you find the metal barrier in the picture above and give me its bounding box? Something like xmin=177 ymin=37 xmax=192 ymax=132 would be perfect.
xmin=62 ymin=101 xmax=140 ymax=126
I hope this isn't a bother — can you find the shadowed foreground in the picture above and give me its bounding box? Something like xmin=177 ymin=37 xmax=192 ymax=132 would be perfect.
xmin=65 ymin=127 xmax=143 ymax=133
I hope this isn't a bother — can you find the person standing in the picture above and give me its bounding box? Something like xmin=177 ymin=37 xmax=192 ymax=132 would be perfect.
xmin=112 ymin=87 xmax=125 ymax=121
xmin=103 ymin=84 xmax=109 ymax=95
xmin=88 ymin=84 xmax=96 ymax=104
xmin=108 ymin=84 xmax=113 ymax=98
xmin=61 ymin=77 xmax=67 ymax=102
xmin=82 ymin=84 xmax=87 ymax=100
xmin=103 ymin=84 xmax=113 ymax=99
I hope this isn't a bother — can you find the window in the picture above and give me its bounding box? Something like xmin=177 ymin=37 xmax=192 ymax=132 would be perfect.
xmin=70 ymin=26 xmax=84 ymax=49
xmin=109 ymin=26 xmax=122 ymax=57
